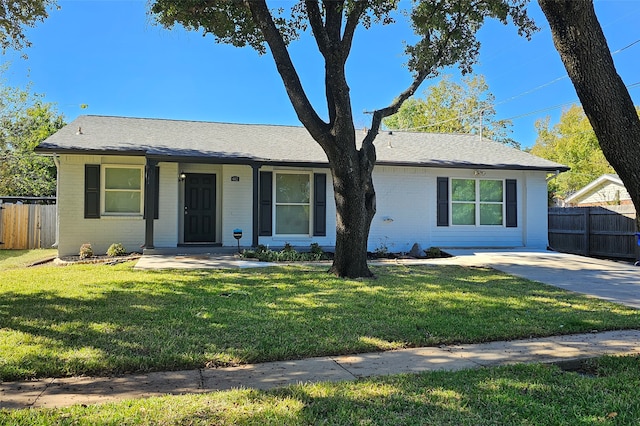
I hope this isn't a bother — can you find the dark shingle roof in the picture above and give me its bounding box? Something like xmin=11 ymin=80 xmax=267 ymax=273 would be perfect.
xmin=36 ymin=115 xmax=568 ymax=171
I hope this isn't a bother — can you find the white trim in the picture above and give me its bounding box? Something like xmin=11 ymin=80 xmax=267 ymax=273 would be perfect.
xmin=273 ymin=170 xmax=313 ymax=237
xmin=565 ymin=174 xmax=623 ymax=204
xmin=450 ymin=178 xmax=505 ymax=227
xmin=101 ymin=164 xmax=145 ymax=216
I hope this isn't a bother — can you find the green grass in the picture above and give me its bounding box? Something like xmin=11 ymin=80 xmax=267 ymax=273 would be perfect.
xmin=1 ymin=257 xmax=639 ymax=381
xmin=2 ymin=355 xmax=639 ymax=425
xmin=0 ymin=249 xmax=57 ymax=270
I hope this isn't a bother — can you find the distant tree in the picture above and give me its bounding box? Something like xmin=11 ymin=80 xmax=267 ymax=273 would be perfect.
xmin=531 ymin=105 xmax=615 ymax=202
xmin=538 ymin=0 xmax=640 ymax=225
xmin=0 ymin=81 xmax=65 ymax=196
xmin=384 ymin=75 xmax=517 ymax=147
xmin=0 ymin=0 xmax=57 ymax=54
xmin=151 ymin=1 xmax=536 ymax=278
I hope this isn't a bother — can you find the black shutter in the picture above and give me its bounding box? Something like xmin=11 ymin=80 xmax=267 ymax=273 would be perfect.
xmin=437 ymin=177 xmax=449 ymax=227
xmin=506 ymin=179 xmax=517 ymax=227
xmin=143 ymin=166 xmax=160 ymax=220
xmin=313 ymin=173 xmax=327 ymax=236
xmin=84 ymin=164 xmax=100 ymax=219
xmin=259 ymin=171 xmax=272 ymax=236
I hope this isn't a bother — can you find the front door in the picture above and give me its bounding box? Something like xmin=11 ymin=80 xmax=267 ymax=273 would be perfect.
xmin=184 ymin=174 xmax=216 ymax=243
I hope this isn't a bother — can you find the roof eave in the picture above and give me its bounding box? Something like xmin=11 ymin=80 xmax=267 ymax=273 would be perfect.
xmin=35 ymin=146 xmax=568 ymax=172
xmin=377 ymin=160 xmax=569 ymax=173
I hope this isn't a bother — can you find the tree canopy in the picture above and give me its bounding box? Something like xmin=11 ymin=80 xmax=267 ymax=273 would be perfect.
xmin=151 ymin=0 xmax=536 ymax=277
xmin=530 ymin=105 xmax=614 ymax=202
xmin=383 ymin=75 xmax=517 ymax=147
xmin=0 ymin=0 xmax=56 ymax=54
xmin=0 ymin=79 xmax=64 ymax=196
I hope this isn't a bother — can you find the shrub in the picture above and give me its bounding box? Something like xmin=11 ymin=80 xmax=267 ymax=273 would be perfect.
xmin=79 ymin=243 xmax=93 ymax=259
xmin=425 ymin=247 xmax=442 ymax=258
xmin=241 ymin=243 xmax=328 ymax=262
xmin=107 ymin=243 xmax=127 ymax=257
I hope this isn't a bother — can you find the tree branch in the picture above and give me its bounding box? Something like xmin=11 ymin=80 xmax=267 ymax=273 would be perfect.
xmin=244 ymin=0 xmax=328 ymax=141
xmin=364 ymin=69 xmax=430 ymax=147
xmin=304 ymin=0 xmax=330 ymax=57
xmin=324 ymin=0 xmax=344 ymax=46
xmin=341 ymin=1 xmax=368 ymax=61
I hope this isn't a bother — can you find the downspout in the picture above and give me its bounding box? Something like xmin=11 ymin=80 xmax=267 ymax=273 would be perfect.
xmin=52 ymin=154 xmax=60 ymax=248
xmin=546 ymin=170 xmax=560 ymax=183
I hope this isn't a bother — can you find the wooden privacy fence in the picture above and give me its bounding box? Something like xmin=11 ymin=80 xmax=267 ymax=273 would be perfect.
xmin=0 ymin=204 xmax=57 ymax=249
xmin=548 ymin=206 xmax=638 ymax=260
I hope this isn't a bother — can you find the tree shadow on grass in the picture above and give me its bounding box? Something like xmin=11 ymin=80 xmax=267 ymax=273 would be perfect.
xmin=1 ymin=264 xmax=639 ymax=381
xmin=18 ymin=357 xmax=636 ymax=425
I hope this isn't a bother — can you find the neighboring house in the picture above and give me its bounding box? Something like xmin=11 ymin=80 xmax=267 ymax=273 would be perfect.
xmin=36 ymin=115 xmax=568 ymax=257
xmin=565 ymin=174 xmax=633 ymax=207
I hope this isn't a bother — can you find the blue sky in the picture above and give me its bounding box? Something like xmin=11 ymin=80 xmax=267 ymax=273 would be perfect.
xmin=3 ymin=0 xmax=639 ymax=149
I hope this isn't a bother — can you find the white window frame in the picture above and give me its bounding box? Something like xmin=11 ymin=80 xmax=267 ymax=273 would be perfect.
xmin=101 ymin=165 xmax=144 ymax=216
xmin=450 ymin=178 xmax=505 ymax=226
xmin=273 ymin=171 xmax=313 ymax=237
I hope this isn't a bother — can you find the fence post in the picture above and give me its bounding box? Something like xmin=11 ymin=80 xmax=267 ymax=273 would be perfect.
xmin=584 ymin=207 xmax=591 ymax=256
xmin=0 ymin=200 xmax=4 ymax=247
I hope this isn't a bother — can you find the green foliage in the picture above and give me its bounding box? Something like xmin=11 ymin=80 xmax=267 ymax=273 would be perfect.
xmin=0 ymin=0 xmax=56 ymax=53
xmin=78 ymin=243 xmax=93 ymax=259
xmin=309 ymin=242 xmax=323 ymax=255
xmin=530 ymin=105 xmax=618 ymax=201
xmin=151 ymin=2 xmax=536 ymax=92
xmin=106 ymin=243 xmax=126 ymax=257
xmin=0 ymin=71 xmax=65 ymax=196
xmin=242 ymin=243 xmax=327 ymax=262
xmin=384 ymin=75 xmax=517 ymax=147
xmin=425 ymin=247 xmax=442 ymax=258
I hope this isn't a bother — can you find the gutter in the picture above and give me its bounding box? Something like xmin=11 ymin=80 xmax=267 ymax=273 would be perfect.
xmin=546 ymin=170 xmax=561 ymax=182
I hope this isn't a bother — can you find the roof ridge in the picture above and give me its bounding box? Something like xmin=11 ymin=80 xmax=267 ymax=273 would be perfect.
xmin=79 ymin=114 xmax=308 ymax=129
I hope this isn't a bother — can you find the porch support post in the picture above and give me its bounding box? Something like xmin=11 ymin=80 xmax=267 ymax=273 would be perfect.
xmin=252 ymin=163 xmax=260 ymax=247
xmin=144 ymin=157 xmax=158 ymax=250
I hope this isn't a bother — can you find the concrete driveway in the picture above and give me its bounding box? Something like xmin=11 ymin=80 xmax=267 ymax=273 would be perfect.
xmin=445 ymin=249 xmax=640 ymax=310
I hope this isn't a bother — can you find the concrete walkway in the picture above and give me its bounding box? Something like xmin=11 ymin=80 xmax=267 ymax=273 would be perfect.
xmin=2 ymin=330 xmax=639 ymax=410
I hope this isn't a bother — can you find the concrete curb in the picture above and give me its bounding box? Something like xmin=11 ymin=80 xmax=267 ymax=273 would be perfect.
xmin=2 ymin=330 xmax=639 ymax=410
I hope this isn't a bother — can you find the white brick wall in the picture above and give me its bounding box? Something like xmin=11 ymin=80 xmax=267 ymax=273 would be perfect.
xmin=56 ymin=154 xmax=550 ymax=255
xmin=57 ymin=155 xmax=146 ymax=256
xmin=221 ymin=164 xmax=253 ymax=247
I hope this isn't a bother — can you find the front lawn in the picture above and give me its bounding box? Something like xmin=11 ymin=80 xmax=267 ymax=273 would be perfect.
xmin=1 ymin=259 xmax=639 ymax=381
xmin=0 ymin=249 xmax=57 ymax=270
xmin=2 ymin=355 xmax=639 ymax=425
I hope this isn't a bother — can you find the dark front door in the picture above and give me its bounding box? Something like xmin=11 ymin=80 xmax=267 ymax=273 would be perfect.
xmin=184 ymin=174 xmax=216 ymax=243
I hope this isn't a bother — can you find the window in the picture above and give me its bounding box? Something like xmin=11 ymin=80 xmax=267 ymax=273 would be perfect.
xmin=103 ymin=166 xmax=143 ymax=214
xmin=275 ymin=173 xmax=310 ymax=235
xmin=451 ymin=179 xmax=504 ymax=226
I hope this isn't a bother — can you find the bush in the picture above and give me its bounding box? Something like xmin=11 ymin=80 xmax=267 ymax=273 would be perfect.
xmin=107 ymin=243 xmax=127 ymax=257
xmin=425 ymin=247 xmax=442 ymax=258
xmin=79 ymin=243 xmax=93 ymax=259
xmin=241 ymin=243 xmax=328 ymax=262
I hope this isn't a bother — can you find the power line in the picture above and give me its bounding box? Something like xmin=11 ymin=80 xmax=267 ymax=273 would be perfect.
xmin=385 ymin=38 xmax=640 ymax=133
xmin=611 ymin=38 xmax=640 ymax=55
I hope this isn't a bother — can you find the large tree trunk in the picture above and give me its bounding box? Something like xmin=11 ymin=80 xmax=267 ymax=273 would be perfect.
xmin=327 ymin=139 xmax=376 ymax=278
xmin=538 ymin=0 xmax=640 ymax=231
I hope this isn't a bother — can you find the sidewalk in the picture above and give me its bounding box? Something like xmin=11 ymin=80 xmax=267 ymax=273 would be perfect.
xmin=2 ymin=330 xmax=640 ymax=410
